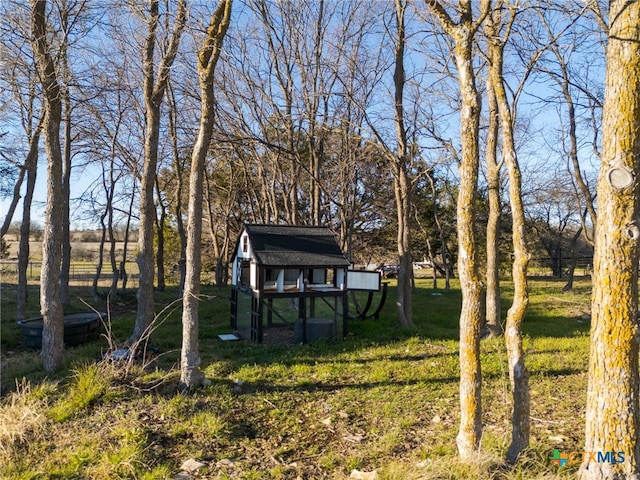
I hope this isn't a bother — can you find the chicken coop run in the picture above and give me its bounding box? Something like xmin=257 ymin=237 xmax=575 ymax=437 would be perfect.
xmin=230 ymin=223 xmax=381 ymax=344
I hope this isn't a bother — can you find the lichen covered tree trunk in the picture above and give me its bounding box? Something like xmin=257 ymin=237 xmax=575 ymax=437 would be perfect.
xmin=454 ymin=41 xmax=484 ymax=456
xmin=487 ymin=3 xmax=531 ymax=463
xmin=426 ymin=0 xmax=490 ymax=458
xmin=581 ymin=1 xmax=640 ymax=478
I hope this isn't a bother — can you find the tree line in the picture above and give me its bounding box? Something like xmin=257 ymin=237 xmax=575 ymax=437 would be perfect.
xmin=2 ymin=1 xmax=639 ymax=478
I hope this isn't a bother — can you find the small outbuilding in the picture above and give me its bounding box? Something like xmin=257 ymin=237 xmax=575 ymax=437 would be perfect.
xmin=230 ymin=223 xmax=353 ymax=344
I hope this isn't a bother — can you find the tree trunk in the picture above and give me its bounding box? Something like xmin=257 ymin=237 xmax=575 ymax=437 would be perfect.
xmin=155 ymin=178 xmax=166 ymax=292
xmin=394 ymin=170 xmax=413 ymax=327
xmin=487 ymin=3 xmax=531 ymax=461
xmin=107 ymin=169 xmax=120 ymax=300
xmin=581 ymin=1 xmax=640 ymax=478
xmin=392 ymin=0 xmax=413 ymax=328
xmin=181 ymin=0 xmax=232 ymax=389
xmin=562 ymin=226 xmax=583 ymax=292
xmin=484 ymin=61 xmax=503 ymax=338
xmin=134 ymin=103 xmax=161 ymax=342
xmin=168 ymin=82 xmax=187 ymax=295
xmin=60 ymin=83 xmax=72 ymax=307
xmin=132 ymin=0 xmax=187 ymax=344
xmin=120 ymin=180 xmax=136 ymax=294
xmin=30 ymin=0 xmax=65 ymax=371
xmin=16 ymin=127 xmax=41 ymax=321
xmin=426 ymin=0 xmax=490 ymax=459
xmin=92 ymin=207 xmax=108 ymax=302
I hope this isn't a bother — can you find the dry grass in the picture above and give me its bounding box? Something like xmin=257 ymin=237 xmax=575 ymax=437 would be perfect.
xmin=0 ymin=380 xmax=48 ymax=459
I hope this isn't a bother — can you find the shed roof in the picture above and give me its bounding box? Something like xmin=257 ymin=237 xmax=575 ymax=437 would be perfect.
xmin=243 ymin=224 xmax=350 ymax=267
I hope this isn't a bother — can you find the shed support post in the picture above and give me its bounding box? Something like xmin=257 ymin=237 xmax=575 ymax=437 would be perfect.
xmin=342 ymin=291 xmax=348 ymax=338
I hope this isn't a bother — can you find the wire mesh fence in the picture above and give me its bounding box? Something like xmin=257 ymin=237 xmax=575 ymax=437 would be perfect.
xmin=0 ymin=261 xmax=141 ymax=288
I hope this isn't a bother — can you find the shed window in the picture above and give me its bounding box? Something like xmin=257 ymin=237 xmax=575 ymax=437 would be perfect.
xmin=240 ymin=261 xmax=250 ymax=285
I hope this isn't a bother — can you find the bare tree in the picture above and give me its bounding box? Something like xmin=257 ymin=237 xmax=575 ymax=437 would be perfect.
xmin=166 ymin=79 xmax=188 ymax=293
xmin=426 ymin=0 xmax=490 ymax=459
xmin=486 ymin=0 xmax=530 ymax=463
xmin=357 ymin=0 xmax=415 ymax=327
xmin=527 ymin=171 xmax=584 ymax=277
xmin=218 ymin=0 xmax=385 ymax=231
xmin=203 ymin=154 xmax=240 ymax=287
xmin=85 ymin=90 xmax=129 ymax=301
xmin=132 ymin=0 xmax=187 ymax=344
xmin=30 ymin=0 xmax=65 ymax=371
xmin=78 ymin=14 xmax=147 ymax=299
xmin=483 ymin=50 xmax=503 ymax=337
xmin=390 ymin=0 xmax=414 ymax=328
xmin=0 ymin=1 xmax=45 ymax=320
xmin=57 ymin=0 xmax=86 ymax=307
xmin=581 ymin=0 xmax=640 ymax=477
xmin=181 ymin=0 xmax=232 ymax=389
xmin=533 ymin=3 xmax=602 ymax=292
xmin=16 ymin=135 xmax=40 ymax=320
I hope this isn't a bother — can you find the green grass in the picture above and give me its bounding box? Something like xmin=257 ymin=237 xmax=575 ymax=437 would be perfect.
xmin=0 ymin=276 xmax=593 ymax=479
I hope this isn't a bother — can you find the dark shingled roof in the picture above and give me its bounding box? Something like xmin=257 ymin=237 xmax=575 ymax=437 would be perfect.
xmin=244 ymin=224 xmax=350 ymax=267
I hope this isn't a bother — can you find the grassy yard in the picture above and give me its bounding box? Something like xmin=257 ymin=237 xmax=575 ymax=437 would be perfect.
xmin=0 ymin=277 xmax=592 ymax=479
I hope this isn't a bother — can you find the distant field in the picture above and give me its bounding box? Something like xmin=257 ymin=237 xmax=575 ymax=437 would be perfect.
xmin=1 ymin=240 xmax=142 ymax=289
xmin=3 ymin=240 xmax=130 ymax=263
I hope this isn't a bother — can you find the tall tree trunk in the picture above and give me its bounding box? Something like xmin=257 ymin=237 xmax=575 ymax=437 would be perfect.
xmin=135 ymin=101 xmax=161 ymax=342
xmin=181 ymin=0 xmax=232 ymax=389
xmin=132 ymin=0 xmax=187 ymax=343
xmin=487 ymin=4 xmax=531 ymax=462
xmin=17 ymin=126 xmax=41 ymax=320
xmin=581 ymin=1 xmax=640 ymax=478
xmin=427 ymin=0 xmax=490 ymax=459
xmin=60 ymin=81 xmax=72 ymax=305
xmin=30 ymin=0 xmax=65 ymax=371
xmin=392 ymin=0 xmax=413 ymax=328
xmin=167 ymin=81 xmax=187 ymax=295
xmin=453 ymin=46 xmax=484 ymax=459
xmin=307 ymin=0 xmax=324 ymax=226
xmin=58 ymin=2 xmax=73 ymax=307
xmin=60 ymin=94 xmax=72 ymax=306
xmin=484 ymin=61 xmax=503 ymax=337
